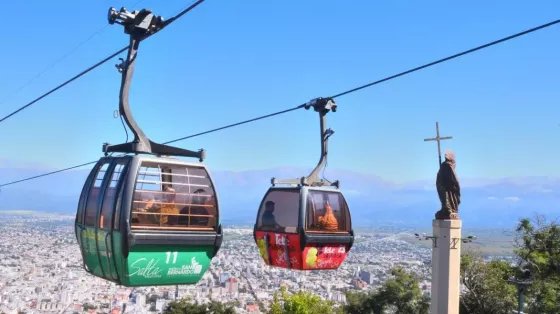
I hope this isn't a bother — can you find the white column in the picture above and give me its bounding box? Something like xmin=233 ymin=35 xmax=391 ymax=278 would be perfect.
xmin=430 ymin=219 xmax=462 ymax=314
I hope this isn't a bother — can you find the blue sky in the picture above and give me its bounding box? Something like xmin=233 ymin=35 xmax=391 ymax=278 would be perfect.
xmin=0 ymin=0 xmax=559 ymax=183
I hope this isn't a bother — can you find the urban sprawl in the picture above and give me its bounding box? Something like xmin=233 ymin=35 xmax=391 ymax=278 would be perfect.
xmin=0 ymin=214 xmax=511 ymax=313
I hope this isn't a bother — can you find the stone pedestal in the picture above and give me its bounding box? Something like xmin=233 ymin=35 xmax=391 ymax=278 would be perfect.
xmin=430 ymin=219 xmax=462 ymax=314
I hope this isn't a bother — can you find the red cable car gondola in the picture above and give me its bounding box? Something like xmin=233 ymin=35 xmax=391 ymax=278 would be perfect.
xmin=253 ymin=97 xmax=354 ymax=271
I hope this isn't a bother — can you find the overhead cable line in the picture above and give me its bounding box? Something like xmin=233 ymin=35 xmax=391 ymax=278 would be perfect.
xmin=1 ymin=18 xmax=558 ymax=188
xmin=330 ymin=18 xmax=560 ymax=98
xmin=0 ymin=26 xmax=108 ymax=108
xmin=0 ymin=0 xmax=147 ymax=109
xmin=0 ymin=105 xmax=304 ymax=188
xmin=0 ymin=0 xmax=206 ymax=125
xmin=0 ymin=161 xmax=99 ymax=187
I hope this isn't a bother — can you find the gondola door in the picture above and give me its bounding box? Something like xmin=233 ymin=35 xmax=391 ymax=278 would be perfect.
xmin=76 ymin=160 xmax=99 ymax=274
xmin=254 ymin=188 xmax=304 ymax=270
xmin=80 ymin=161 xmax=111 ymax=278
xmin=95 ymin=159 xmax=129 ymax=283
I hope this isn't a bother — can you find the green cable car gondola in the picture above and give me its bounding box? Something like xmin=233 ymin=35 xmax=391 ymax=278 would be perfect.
xmin=74 ymin=7 xmax=222 ymax=287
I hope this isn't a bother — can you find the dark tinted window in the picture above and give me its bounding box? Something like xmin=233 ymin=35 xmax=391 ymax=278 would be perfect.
xmin=77 ymin=167 xmax=95 ymax=224
xmin=256 ymin=189 xmax=300 ymax=233
xmin=84 ymin=162 xmax=110 ymax=226
xmin=99 ymin=162 xmax=127 ymax=229
xmin=305 ymin=190 xmax=351 ymax=233
xmin=131 ymin=161 xmax=218 ymax=230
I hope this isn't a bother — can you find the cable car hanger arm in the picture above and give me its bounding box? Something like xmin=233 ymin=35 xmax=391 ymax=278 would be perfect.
xmin=271 ymin=97 xmax=339 ymax=188
xmin=103 ymin=7 xmax=205 ymax=161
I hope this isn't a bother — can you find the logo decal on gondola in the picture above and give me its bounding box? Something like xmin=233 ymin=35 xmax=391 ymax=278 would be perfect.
xmin=128 ymin=258 xmax=163 ymax=279
xmin=167 ymin=257 xmax=203 ymax=276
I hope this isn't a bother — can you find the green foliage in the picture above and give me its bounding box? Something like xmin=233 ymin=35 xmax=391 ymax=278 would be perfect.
xmin=459 ymin=216 xmax=560 ymax=314
xmin=342 ymin=267 xmax=428 ymax=314
xmin=514 ymin=216 xmax=560 ymax=314
xmin=374 ymin=267 xmax=429 ymax=314
xmin=258 ymin=301 xmax=266 ymax=313
xmin=82 ymin=303 xmax=97 ymax=310
xmin=268 ymin=285 xmax=342 ymax=314
xmin=459 ymin=250 xmax=517 ymax=314
xmin=344 ymin=290 xmax=376 ymax=314
xmin=515 ymin=216 xmax=560 ymax=278
xmin=164 ymin=299 xmax=236 ymax=314
xmin=269 ymin=289 xmax=284 ymax=314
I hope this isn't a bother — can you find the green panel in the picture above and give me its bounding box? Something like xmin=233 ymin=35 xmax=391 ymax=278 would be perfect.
xmin=122 ymin=245 xmax=213 ymax=286
xmin=80 ymin=226 xmax=106 ymax=278
xmin=96 ymin=229 xmax=120 ymax=282
xmin=111 ymin=232 xmax=126 ymax=282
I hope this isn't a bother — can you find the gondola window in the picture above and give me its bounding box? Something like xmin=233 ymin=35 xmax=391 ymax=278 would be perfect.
xmin=131 ymin=161 xmax=217 ymax=230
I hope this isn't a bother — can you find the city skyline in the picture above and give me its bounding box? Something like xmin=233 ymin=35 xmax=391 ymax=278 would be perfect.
xmin=0 ymin=212 xmax=480 ymax=313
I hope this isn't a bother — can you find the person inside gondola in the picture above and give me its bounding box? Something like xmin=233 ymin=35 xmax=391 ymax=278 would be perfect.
xmin=317 ymin=200 xmax=339 ymax=232
xmin=261 ymin=200 xmax=281 ymax=231
xmin=145 ymin=186 xmax=180 ymax=226
xmin=180 ymin=189 xmax=210 ymax=227
xmin=132 ymin=195 xmax=156 ymax=226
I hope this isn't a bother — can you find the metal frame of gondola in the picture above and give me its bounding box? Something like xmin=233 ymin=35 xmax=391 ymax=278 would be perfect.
xmin=104 ymin=7 xmax=222 ymax=258
xmin=270 ymin=97 xmax=339 ymax=188
xmin=255 ymin=97 xmax=354 ymax=263
xmin=102 ymin=7 xmax=205 ymax=161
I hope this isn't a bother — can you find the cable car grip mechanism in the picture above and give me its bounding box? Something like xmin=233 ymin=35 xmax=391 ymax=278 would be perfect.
xmin=271 ymin=97 xmax=340 ymax=188
xmin=103 ymin=7 xmax=205 ymax=162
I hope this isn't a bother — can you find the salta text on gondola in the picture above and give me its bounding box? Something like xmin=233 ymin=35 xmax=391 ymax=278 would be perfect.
xmin=129 ymin=258 xmax=163 ymax=279
xmin=128 ymin=254 xmax=204 ymax=279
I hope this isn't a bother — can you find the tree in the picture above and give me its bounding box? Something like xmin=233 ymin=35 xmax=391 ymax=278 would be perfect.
xmin=459 ymin=249 xmax=517 ymax=314
xmin=258 ymin=301 xmax=266 ymax=313
xmin=269 ymin=289 xmax=284 ymax=314
xmin=514 ymin=216 xmax=560 ymax=314
xmin=342 ymin=267 xmax=428 ymax=314
xmin=268 ymin=286 xmax=342 ymax=314
xmin=164 ymin=299 xmax=236 ymax=314
xmin=374 ymin=267 xmax=429 ymax=314
xmin=82 ymin=303 xmax=97 ymax=310
xmin=457 ymin=216 xmax=560 ymax=314
xmin=343 ymin=290 xmax=373 ymax=314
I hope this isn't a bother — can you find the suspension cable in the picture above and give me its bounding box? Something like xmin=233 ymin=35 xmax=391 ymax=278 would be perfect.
xmin=1 ymin=18 xmax=559 ymax=188
xmin=0 ymin=0 xmax=206 ymax=125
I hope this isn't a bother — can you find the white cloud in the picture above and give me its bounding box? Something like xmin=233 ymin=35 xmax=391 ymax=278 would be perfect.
xmin=487 ymin=196 xmax=497 ymax=200
xmin=504 ymin=196 xmax=520 ymax=202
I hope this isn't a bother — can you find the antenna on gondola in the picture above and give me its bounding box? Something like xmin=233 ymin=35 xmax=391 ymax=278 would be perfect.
xmin=103 ymin=7 xmax=205 ymax=162
xmin=271 ymin=97 xmax=339 ymax=188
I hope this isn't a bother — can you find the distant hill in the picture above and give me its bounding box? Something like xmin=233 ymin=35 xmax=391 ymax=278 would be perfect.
xmin=1 ymin=159 xmax=558 ymax=228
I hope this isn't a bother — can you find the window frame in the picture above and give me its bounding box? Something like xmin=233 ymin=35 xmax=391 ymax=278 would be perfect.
xmin=128 ymin=160 xmax=220 ymax=231
xmin=98 ymin=160 xmax=129 ymax=231
xmin=84 ymin=162 xmax=111 ymax=227
xmin=303 ymin=189 xmax=351 ymax=234
xmin=76 ymin=163 xmax=100 ymax=225
xmin=256 ymin=187 xmax=302 ymax=234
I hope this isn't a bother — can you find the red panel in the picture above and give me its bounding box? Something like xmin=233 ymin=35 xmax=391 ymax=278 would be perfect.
xmin=302 ymin=244 xmax=348 ymax=270
xmin=255 ymin=231 xmax=303 ymax=270
xmin=255 ymin=231 xmax=349 ymax=270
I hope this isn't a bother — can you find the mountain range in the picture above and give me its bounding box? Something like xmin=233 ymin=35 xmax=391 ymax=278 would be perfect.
xmin=1 ymin=159 xmax=558 ymax=228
